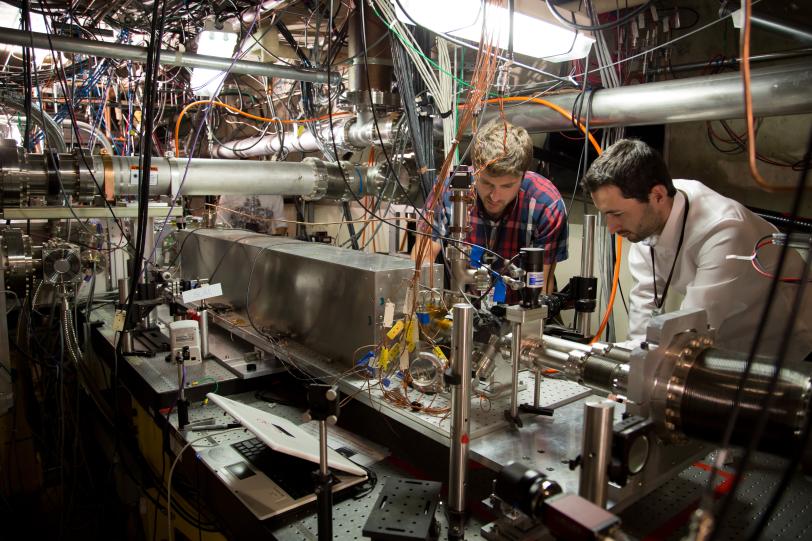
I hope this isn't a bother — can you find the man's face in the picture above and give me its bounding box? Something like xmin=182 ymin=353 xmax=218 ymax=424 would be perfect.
xmin=591 ymin=185 xmax=664 ymax=243
xmin=475 ymin=171 xmax=522 ymax=217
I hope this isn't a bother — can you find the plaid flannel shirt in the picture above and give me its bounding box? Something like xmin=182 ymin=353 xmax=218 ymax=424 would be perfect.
xmin=426 ymin=171 xmax=568 ymax=298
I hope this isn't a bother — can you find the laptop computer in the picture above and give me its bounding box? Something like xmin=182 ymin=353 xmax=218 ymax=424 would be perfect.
xmin=197 ymin=393 xmax=368 ymax=520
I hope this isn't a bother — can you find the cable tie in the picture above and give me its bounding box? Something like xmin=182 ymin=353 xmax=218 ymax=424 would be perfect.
xmin=726 ymin=254 xmax=756 ymax=261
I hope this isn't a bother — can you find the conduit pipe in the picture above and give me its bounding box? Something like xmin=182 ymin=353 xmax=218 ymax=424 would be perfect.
xmin=212 ymin=127 xmax=329 ymax=158
xmin=443 ymin=59 xmax=812 ymax=133
xmin=100 ymin=155 xmax=375 ymax=200
xmin=211 ymin=113 xmax=400 ymax=158
xmin=0 ymin=150 xmax=380 ymax=204
xmin=0 ymin=27 xmax=340 ymax=85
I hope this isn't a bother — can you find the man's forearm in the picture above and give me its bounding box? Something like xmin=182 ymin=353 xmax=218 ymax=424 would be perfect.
xmin=411 ymin=237 xmax=441 ymax=265
xmin=543 ymin=262 xmax=556 ymax=294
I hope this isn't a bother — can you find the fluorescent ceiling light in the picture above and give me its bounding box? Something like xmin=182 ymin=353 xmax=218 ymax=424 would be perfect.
xmin=190 ymin=29 xmax=238 ymax=97
xmin=0 ymin=5 xmax=54 ymax=65
xmin=395 ymin=0 xmax=594 ymax=62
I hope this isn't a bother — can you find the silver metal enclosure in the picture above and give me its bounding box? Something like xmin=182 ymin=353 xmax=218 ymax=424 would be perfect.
xmin=177 ymin=229 xmax=441 ymax=367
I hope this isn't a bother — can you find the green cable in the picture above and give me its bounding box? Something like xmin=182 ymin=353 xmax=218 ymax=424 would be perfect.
xmin=192 ymin=376 xmax=219 ymax=395
xmin=454 ymin=46 xmax=463 ymax=163
xmin=370 ymin=4 xmax=473 ymax=88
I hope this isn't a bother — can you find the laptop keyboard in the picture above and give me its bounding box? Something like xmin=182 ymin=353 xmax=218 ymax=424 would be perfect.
xmin=231 ymin=437 xmax=332 ymax=500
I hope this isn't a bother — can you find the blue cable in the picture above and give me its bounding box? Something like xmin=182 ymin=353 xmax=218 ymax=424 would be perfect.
xmin=355 ymin=166 xmax=364 ymax=195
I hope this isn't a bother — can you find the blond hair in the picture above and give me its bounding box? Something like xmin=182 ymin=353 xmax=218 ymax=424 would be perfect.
xmin=471 ymin=120 xmax=533 ymax=177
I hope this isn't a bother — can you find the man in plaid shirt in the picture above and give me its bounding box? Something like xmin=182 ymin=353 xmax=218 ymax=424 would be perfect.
xmin=415 ymin=120 xmax=568 ymax=300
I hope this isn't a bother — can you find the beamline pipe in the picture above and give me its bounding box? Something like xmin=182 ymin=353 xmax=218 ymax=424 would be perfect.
xmin=440 ymin=59 xmax=812 ymax=133
xmin=0 ymin=27 xmax=340 ymax=85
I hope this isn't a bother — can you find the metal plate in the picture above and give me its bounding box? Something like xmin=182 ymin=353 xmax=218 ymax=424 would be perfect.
xmin=2 ymin=204 xmax=183 ymax=220
xmin=95 ymin=307 xmax=240 ymax=400
xmin=362 ymin=478 xmax=441 ymax=540
xmin=176 ymin=229 xmax=441 ymax=368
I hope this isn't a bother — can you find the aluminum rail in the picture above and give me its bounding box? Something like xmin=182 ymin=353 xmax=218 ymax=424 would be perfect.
xmin=0 ymin=27 xmax=340 ymax=85
xmin=648 ymin=48 xmax=812 ymax=76
xmin=439 ymin=59 xmax=812 ymax=132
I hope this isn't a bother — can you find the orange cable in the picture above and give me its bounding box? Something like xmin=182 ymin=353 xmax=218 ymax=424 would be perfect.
xmin=484 ymin=96 xmax=618 ymax=342
xmin=741 ymin=0 xmax=795 ymax=192
xmin=173 ymin=100 xmax=351 ymax=157
xmin=590 ymin=235 xmax=623 ymax=344
xmin=482 ymin=96 xmax=603 ymax=155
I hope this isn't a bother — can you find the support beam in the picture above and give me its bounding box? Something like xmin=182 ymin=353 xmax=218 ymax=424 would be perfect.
xmin=0 ymin=27 xmax=340 ymax=85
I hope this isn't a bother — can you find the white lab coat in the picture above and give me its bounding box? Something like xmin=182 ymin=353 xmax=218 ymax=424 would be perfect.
xmin=627 ymin=179 xmax=812 ymax=361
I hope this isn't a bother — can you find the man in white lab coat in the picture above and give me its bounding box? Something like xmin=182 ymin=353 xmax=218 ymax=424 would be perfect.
xmin=584 ymin=138 xmax=812 ymax=361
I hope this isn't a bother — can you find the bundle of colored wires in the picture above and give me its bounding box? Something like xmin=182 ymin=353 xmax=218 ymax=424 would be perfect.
xmin=750 ymin=234 xmax=812 ymax=283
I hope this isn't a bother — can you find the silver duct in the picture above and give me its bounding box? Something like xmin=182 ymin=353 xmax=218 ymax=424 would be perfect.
xmin=0 ymin=93 xmax=67 ymax=152
xmin=102 ymin=155 xmax=378 ymax=200
xmin=210 ymin=113 xmax=400 ymax=158
xmin=0 ymin=27 xmax=340 ymax=85
xmin=749 ymin=12 xmax=812 ymax=44
xmin=440 ymin=59 xmax=812 ymax=133
xmin=0 ymin=147 xmax=387 ymax=203
xmin=62 ymin=120 xmax=115 ymax=156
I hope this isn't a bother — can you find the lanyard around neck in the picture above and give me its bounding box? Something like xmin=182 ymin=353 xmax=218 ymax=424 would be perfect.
xmin=650 ymin=191 xmax=690 ymax=310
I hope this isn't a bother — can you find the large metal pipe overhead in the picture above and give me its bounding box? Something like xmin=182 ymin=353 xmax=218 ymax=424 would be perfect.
xmin=445 ymin=59 xmax=812 ymax=133
xmin=0 ymin=27 xmax=340 ymax=85
xmin=210 ymin=114 xmax=400 ymax=158
xmin=749 ymin=12 xmax=812 ymax=44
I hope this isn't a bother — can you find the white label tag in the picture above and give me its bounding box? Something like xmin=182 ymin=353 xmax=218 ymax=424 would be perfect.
xmin=383 ymin=301 xmax=395 ymax=328
xmin=526 ymin=271 xmax=544 ymax=288
xmin=113 ymin=309 xmax=126 ymax=332
xmin=182 ymin=283 xmax=223 ymax=304
xmin=403 ymin=287 xmax=413 ymax=313
xmin=129 ymin=165 xmax=158 ymax=186
xmin=399 ymin=348 xmax=410 ymax=370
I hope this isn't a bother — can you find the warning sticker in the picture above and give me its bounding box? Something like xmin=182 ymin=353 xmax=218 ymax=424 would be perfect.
xmin=130 ymin=165 xmax=159 ymax=186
